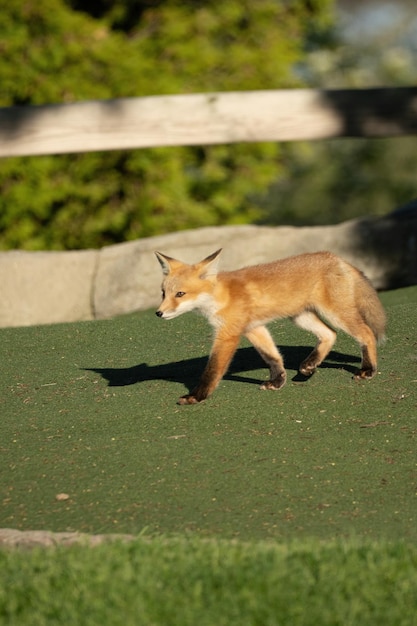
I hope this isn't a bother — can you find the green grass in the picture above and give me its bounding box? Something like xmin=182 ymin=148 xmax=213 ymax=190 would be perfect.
xmin=1 ymin=537 xmax=417 ymax=626
xmin=1 ymin=286 xmax=416 ymax=540
xmin=1 ymin=286 xmax=417 ymax=624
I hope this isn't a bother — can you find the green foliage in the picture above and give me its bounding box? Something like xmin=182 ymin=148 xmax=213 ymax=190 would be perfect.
xmin=260 ymin=136 xmax=417 ymax=227
xmin=0 ymin=0 xmax=331 ymax=250
xmin=1 ymin=538 xmax=417 ymax=625
xmin=261 ymin=3 xmax=417 ymax=227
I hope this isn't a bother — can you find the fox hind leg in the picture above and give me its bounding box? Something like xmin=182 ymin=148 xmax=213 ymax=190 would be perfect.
xmin=316 ymin=308 xmax=379 ymax=379
xmin=296 ymin=309 xmax=378 ymax=380
xmin=245 ymin=326 xmax=287 ymax=390
xmin=293 ymin=311 xmax=337 ymax=376
xmin=348 ymin=322 xmax=378 ymax=380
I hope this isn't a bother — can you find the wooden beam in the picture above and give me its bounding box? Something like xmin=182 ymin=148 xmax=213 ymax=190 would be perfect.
xmin=0 ymin=87 xmax=416 ymax=158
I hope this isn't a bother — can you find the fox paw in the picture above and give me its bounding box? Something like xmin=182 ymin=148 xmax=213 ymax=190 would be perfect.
xmin=177 ymin=394 xmax=201 ymax=405
xmin=260 ymin=373 xmax=286 ymax=391
xmin=299 ymin=363 xmax=317 ymax=377
xmin=354 ymin=368 xmax=376 ymax=380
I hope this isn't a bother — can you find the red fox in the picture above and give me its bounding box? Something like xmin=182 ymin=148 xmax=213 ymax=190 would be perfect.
xmin=155 ymin=249 xmax=386 ymax=405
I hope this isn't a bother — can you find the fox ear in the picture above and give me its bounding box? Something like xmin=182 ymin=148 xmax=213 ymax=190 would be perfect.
xmin=198 ymin=248 xmax=222 ymax=278
xmin=155 ymin=251 xmax=178 ymax=276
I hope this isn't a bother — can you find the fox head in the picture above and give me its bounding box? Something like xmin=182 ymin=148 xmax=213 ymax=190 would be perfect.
xmin=155 ymin=249 xmax=222 ymax=320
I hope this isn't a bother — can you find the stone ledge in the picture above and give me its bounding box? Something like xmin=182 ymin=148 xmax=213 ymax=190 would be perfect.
xmin=1 ymin=202 xmax=416 ymax=328
xmin=0 ymin=248 xmax=98 ymax=327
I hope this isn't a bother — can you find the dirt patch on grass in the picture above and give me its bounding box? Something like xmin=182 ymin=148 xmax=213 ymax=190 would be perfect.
xmin=0 ymin=528 xmax=135 ymax=549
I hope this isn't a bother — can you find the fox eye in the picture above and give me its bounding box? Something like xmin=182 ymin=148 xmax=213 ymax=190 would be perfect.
xmin=161 ymin=289 xmax=165 ymax=299
xmin=175 ymin=291 xmax=186 ymax=298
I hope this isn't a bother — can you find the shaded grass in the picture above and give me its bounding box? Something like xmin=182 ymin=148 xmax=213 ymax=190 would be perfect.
xmin=1 ymin=287 xmax=416 ymax=540
xmin=1 ymin=536 xmax=417 ymax=626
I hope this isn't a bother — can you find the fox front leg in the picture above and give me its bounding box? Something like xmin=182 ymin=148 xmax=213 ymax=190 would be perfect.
xmin=178 ymin=334 xmax=240 ymax=405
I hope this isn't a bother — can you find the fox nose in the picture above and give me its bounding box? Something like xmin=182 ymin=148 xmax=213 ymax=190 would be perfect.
xmin=155 ymin=310 xmax=163 ymax=318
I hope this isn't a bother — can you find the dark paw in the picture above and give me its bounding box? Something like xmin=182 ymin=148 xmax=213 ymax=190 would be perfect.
xmin=260 ymin=372 xmax=286 ymax=390
xmin=177 ymin=394 xmax=202 ymax=405
xmin=354 ymin=368 xmax=376 ymax=381
xmin=299 ymin=361 xmax=317 ymax=377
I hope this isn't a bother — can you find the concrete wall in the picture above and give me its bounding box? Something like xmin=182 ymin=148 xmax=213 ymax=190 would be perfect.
xmin=1 ymin=204 xmax=416 ymax=328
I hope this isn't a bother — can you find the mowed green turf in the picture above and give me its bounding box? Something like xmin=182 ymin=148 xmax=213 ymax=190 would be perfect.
xmin=1 ymin=537 xmax=417 ymax=626
xmin=1 ymin=287 xmax=416 ymax=540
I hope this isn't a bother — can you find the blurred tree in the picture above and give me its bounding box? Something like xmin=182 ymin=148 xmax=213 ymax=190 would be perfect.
xmin=260 ymin=2 xmax=417 ymax=226
xmin=0 ymin=0 xmax=333 ymax=250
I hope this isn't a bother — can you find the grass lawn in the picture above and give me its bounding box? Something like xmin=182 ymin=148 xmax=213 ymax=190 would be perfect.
xmin=1 ymin=537 xmax=417 ymax=626
xmin=1 ymin=285 xmax=417 ymax=624
xmin=1 ymin=285 xmax=416 ymax=541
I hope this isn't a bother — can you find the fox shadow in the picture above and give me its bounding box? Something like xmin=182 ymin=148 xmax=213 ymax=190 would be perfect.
xmin=83 ymin=346 xmax=360 ymax=392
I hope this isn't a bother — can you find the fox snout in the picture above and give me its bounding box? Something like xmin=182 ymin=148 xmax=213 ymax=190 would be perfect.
xmin=155 ymin=307 xmax=175 ymax=319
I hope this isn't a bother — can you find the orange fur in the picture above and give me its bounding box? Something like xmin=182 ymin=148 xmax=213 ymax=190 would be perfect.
xmin=155 ymin=249 xmax=386 ymax=405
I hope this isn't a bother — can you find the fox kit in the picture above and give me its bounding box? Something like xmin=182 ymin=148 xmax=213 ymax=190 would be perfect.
xmin=155 ymin=249 xmax=386 ymax=405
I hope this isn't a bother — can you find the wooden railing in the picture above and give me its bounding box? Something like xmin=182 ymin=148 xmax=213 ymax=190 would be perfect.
xmin=0 ymin=87 xmax=416 ymax=158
